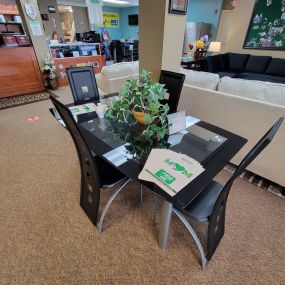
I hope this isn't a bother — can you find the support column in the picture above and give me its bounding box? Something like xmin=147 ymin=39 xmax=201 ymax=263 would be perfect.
xmin=16 ymin=0 xmax=50 ymax=66
xmin=139 ymin=0 xmax=187 ymax=80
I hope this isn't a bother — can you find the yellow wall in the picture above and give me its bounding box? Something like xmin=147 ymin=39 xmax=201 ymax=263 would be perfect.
xmin=220 ymin=0 xmax=285 ymax=58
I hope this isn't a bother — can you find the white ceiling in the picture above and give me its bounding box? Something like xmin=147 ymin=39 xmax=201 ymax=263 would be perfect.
xmin=57 ymin=0 xmax=139 ymax=8
xmin=103 ymin=0 xmax=138 ymax=7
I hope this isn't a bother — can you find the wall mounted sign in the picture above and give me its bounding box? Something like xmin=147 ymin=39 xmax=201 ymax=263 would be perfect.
xmin=29 ymin=21 xmax=43 ymax=36
xmin=0 ymin=4 xmax=19 ymax=14
xmin=244 ymin=0 xmax=285 ymax=50
xmin=41 ymin=14 xmax=49 ymax=21
xmin=169 ymin=0 xmax=188 ymax=15
xmin=96 ymin=12 xmax=119 ymax=28
xmin=48 ymin=6 xmax=56 ymax=13
xmin=24 ymin=3 xmax=38 ymax=20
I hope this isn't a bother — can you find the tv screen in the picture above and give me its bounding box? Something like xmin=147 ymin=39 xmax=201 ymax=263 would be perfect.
xmin=128 ymin=14 xmax=138 ymax=25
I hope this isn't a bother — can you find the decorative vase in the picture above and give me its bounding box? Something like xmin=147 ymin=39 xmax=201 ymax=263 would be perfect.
xmin=132 ymin=110 xmax=147 ymax=125
xmin=48 ymin=78 xmax=58 ymax=90
xmin=132 ymin=110 xmax=157 ymax=125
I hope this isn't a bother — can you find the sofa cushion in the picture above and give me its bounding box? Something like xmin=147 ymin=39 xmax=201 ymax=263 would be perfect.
xmin=218 ymin=71 xmax=239 ymax=78
xmin=218 ymin=76 xmax=285 ymax=106
xmin=180 ymin=68 xmax=220 ymax=90
xmin=217 ymin=53 xmax=229 ymax=70
xmin=205 ymin=55 xmax=221 ymax=73
xmin=267 ymin=75 xmax=285 ymax=84
xmin=265 ymin=58 xmax=285 ymax=76
xmin=244 ymin=55 xmax=271 ymax=73
xmin=101 ymin=61 xmax=139 ymax=79
xmin=238 ymin=72 xmax=271 ymax=81
xmin=228 ymin=53 xmax=250 ymax=71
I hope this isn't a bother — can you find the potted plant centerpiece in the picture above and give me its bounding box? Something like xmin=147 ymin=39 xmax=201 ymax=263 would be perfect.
xmin=105 ymin=70 xmax=170 ymax=141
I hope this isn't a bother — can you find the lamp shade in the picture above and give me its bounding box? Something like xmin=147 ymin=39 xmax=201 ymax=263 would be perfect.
xmin=208 ymin=41 xmax=221 ymax=52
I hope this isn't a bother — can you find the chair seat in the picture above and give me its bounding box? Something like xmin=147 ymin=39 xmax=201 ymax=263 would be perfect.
xmin=95 ymin=156 xmax=126 ymax=188
xmin=182 ymin=181 xmax=223 ymax=223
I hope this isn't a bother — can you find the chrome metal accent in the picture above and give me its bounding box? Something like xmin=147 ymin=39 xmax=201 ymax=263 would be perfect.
xmin=97 ymin=178 xmax=131 ymax=233
xmin=173 ymin=208 xmax=208 ymax=270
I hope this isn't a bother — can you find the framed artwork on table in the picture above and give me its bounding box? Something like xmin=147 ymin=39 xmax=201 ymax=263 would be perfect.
xmin=243 ymin=0 xmax=285 ymax=50
xmin=169 ymin=0 xmax=188 ymax=15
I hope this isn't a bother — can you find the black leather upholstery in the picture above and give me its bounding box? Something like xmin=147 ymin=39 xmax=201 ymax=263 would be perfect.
xmin=159 ymin=70 xmax=185 ymax=114
xmin=265 ymin=58 xmax=285 ymax=76
xmin=204 ymin=53 xmax=285 ymax=84
xmin=177 ymin=117 xmax=284 ymax=261
xmin=183 ymin=181 xmax=223 ymax=223
xmin=244 ymin=55 xmax=271 ymax=73
xmin=228 ymin=53 xmax=250 ymax=71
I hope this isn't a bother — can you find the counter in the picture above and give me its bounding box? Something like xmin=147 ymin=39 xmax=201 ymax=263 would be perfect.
xmin=0 ymin=47 xmax=45 ymax=97
xmin=50 ymin=42 xmax=105 ymax=87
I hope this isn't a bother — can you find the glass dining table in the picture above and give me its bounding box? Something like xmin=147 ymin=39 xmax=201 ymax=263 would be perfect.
xmin=51 ymin=102 xmax=247 ymax=250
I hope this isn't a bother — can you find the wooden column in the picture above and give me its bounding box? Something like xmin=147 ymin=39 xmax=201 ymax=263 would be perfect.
xmin=15 ymin=0 xmax=50 ymax=66
xmin=139 ymin=0 xmax=187 ymax=80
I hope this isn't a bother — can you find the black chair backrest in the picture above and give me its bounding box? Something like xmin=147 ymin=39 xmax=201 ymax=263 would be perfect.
xmin=207 ymin=117 xmax=284 ymax=260
xmin=110 ymin=40 xmax=123 ymax=61
xmin=159 ymin=70 xmax=185 ymax=114
xmin=66 ymin=66 xmax=100 ymax=105
xmin=50 ymin=95 xmax=101 ymax=226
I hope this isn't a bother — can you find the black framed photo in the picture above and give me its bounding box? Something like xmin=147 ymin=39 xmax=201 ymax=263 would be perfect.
xmin=41 ymin=14 xmax=49 ymax=21
xmin=48 ymin=6 xmax=56 ymax=13
xmin=243 ymin=0 xmax=285 ymax=50
xmin=169 ymin=0 xmax=188 ymax=15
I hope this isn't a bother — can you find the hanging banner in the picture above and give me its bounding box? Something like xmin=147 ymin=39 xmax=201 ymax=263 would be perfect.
xmin=86 ymin=0 xmax=103 ymax=26
xmin=96 ymin=12 xmax=119 ymax=28
xmin=0 ymin=4 xmax=19 ymax=14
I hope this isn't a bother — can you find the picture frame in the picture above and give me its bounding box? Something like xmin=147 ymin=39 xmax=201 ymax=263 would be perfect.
xmin=243 ymin=0 xmax=285 ymax=50
xmin=169 ymin=0 xmax=188 ymax=15
xmin=41 ymin=14 xmax=49 ymax=21
xmin=48 ymin=6 xmax=56 ymax=13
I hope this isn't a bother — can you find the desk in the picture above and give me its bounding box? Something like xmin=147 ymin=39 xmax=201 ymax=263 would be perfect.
xmin=52 ymin=106 xmax=247 ymax=248
xmin=0 ymin=47 xmax=44 ymax=97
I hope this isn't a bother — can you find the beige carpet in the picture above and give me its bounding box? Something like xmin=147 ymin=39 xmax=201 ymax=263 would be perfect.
xmin=0 ymin=96 xmax=284 ymax=285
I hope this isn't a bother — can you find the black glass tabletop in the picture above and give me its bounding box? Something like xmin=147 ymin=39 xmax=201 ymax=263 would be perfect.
xmin=77 ymin=113 xmax=247 ymax=209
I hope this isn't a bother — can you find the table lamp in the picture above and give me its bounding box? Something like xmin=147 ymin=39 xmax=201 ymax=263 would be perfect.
xmin=208 ymin=41 xmax=221 ymax=53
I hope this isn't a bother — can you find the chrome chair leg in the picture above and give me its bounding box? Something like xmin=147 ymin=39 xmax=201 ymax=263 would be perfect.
xmin=140 ymin=185 xmax=144 ymax=204
xmin=173 ymin=208 xmax=208 ymax=270
xmin=97 ymin=178 xmax=131 ymax=233
xmin=152 ymin=195 xmax=159 ymax=225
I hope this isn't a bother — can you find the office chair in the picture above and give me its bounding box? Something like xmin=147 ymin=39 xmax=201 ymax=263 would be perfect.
xmin=133 ymin=40 xmax=139 ymax=61
xmin=66 ymin=66 xmax=100 ymax=105
xmin=50 ymin=95 xmax=131 ymax=233
xmin=109 ymin=40 xmax=123 ymax=63
xmin=159 ymin=70 xmax=186 ymax=114
xmin=172 ymin=117 xmax=284 ymax=269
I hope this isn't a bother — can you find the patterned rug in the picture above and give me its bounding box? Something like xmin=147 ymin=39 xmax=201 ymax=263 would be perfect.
xmin=225 ymin=163 xmax=285 ymax=198
xmin=0 ymin=92 xmax=57 ymax=110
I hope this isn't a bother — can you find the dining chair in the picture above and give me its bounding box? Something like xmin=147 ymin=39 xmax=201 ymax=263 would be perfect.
xmin=50 ymin=95 xmax=131 ymax=233
xmin=159 ymin=70 xmax=185 ymax=114
xmin=171 ymin=117 xmax=284 ymax=269
xmin=66 ymin=66 xmax=100 ymax=105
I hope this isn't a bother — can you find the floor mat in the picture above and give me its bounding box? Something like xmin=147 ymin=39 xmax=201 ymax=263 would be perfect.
xmin=0 ymin=92 xmax=57 ymax=110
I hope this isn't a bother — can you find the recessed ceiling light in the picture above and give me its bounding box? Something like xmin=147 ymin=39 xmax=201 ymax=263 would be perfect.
xmin=103 ymin=0 xmax=129 ymax=5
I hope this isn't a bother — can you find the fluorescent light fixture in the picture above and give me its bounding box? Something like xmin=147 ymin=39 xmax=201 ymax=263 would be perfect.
xmin=103 ymin=0 xmax=129 ymax=5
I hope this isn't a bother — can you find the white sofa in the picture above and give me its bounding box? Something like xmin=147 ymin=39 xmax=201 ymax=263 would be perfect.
xmin=97 ymin=61 xmax=139 ymax=94
xmin=178 ymin=70 xmax=285 ymax=187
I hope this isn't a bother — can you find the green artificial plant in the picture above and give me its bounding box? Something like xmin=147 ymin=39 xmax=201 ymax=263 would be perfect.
xmin=105 ymin=70 xmax=170 ymax=140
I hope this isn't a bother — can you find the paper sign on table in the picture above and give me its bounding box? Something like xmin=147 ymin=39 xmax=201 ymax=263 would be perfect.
xmin=139 ymin=149 xmax=204 ymax=197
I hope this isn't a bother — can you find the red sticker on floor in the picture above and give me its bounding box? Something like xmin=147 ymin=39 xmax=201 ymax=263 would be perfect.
xmin=27 ymin=115 xmax=40 ymax=122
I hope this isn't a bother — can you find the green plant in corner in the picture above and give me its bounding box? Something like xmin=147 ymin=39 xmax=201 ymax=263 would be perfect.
xmin=105 ymin=70 xmax=170 ymax=140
